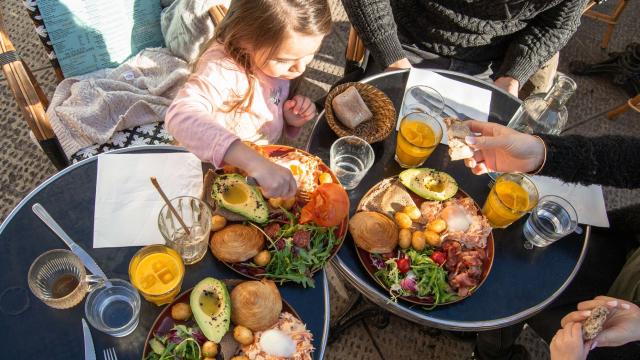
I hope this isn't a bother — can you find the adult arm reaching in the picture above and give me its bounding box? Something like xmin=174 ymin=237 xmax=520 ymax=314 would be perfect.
xmin=462 ymin=120 xmax=640 ymax=189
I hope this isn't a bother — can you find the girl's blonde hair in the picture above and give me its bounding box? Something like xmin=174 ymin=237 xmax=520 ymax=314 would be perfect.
xmin=199 ymin=0 xmax=332 ymax=113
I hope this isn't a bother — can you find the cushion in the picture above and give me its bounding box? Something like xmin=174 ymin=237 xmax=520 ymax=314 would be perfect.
xmin=70 ymin=122 xmax=174 ymax=163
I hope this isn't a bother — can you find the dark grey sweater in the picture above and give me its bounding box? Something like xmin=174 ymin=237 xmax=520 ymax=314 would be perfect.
xmin=342 ymin=0 xmax=586 ymax=84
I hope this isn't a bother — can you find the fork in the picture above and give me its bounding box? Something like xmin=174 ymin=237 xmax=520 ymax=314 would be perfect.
xmin=103 ymin=348 xmax=118 ymax=360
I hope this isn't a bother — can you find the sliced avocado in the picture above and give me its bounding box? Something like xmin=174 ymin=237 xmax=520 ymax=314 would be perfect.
xmin=190 ymin=277 xmax=231 ymax=343
xmin=149 ymin=338 xmax=165 ymax=355
xmin=399 ymin=168 xmax=458 ymax=201
xmin=212 ymin=174 xmax=269 ymax=223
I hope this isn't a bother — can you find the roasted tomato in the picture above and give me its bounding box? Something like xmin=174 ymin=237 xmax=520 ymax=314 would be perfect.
xmin=430 ymin=251 xmax=447 ymax=266
xmin=396 ymin=258 xmax=411 ymax=274
xmin=299 ymin=183 xmax=349 ymax=227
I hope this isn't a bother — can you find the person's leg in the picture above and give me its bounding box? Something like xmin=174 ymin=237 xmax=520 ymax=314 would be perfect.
xmin=519 ymin=53 xmax=559 ymax=98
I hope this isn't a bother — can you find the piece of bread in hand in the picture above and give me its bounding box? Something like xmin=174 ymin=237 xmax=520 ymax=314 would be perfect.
xmin=444 ymin=117 xmax=474 ymax=161
xmin=331 ymin=86 xmax=373 ymax=129
xmin=582 ymin=305 xmax=609 ymax=340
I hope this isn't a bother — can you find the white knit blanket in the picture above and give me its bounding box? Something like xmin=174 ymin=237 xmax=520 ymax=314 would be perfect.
xmin=47 ymin=47 xmax=189 ymax=158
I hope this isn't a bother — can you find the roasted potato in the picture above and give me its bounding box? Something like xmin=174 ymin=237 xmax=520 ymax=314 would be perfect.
xmin=427 ymin=218 xmax=447 ymax=233
xmin=394 ymin=212 xmax=412 ymax=229
xmin=202 ymin=341 xmax=218 ymax=357
xmin=398 ymin=229 xmax=412 ymax=249
xmin=233 ymin=325 xmax=255 ymax=345
xmin=268 ymin=197 xmax=284 ymax=208
xmin=211 ymin=215 xmax=227 ymax=232
xmin=424 ymin=230 xmax=442 ymax=247
xmin=253 ymin=250 xmax=271 ymax=267
xmin=411 ymin=231 xmax=426 ymax=251
xmin=403 ymin=205 xmax=422 ymax=221
xmin=282 ymin=197 xmax=296 ymax=210
xmin=170 ymin=302 xmax=192 ymax=321
xmin=319 ymin=172 xmax=333 ymax=184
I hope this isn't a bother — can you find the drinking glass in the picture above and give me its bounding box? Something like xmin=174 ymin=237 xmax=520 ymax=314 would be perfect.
xmin=330 ymin=136 xmax=375 ymax=190
xmin=158 ymin=196 xmax=212 ymax=265
xmin=395 ymin=111 xmax=443 ymax=168
xmin=84 ymin=278 xmax=140 ymax=337
xmin=129 ymin=244 xmax=185 ymax=306
xmin=482 ymin=173 xmax=539 ymax=228
xmin=401 ymin=85 xmax=445 ymax=118
xmin=28 ymin=249 xmax=104 ymax=309
xmin=523 ymin=195 xmax=578 ymax=249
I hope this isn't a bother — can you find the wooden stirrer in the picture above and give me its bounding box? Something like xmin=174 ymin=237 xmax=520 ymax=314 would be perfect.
xmin=150 ymin=177 xmax=191 ymax=236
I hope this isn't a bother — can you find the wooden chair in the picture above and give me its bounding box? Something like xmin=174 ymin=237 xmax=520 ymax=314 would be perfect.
xmin=584 ymin=0 xmax=629 ymax=49
xmin=0 ymin=4 xmax=228 ymax=170
xmin=607 ymin=94 xmax=640 ymax=119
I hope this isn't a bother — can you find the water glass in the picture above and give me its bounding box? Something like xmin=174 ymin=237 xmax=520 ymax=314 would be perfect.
xmin=395 ymin=111 xmax=443 ymax=168
xmin=330 ymin=136 xmax=375 ymax=190
xmin=85 ymin=278 xmax=140 ymax=337
xmin=28 ymin=249 xmax=104 ymax=309
xmin=158 ymin=196 xmax=212 ymax=265
xmin=401 ymin=85 xmax=445 ymax=118
xmin=523 ymin=195 xmax=578 ymax=249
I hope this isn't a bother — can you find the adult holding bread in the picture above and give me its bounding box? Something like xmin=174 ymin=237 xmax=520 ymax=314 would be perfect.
xmin=460 ymin=121 xmax=640 ymax=359
xmin=341 ymin=0 xmax=586 ymax=98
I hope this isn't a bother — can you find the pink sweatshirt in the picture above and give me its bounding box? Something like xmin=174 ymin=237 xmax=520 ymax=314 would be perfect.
xmin=165 ymin=42 xmax=290 ymax=167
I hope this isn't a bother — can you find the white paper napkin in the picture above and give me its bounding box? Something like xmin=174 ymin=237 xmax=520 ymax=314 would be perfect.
xmin=93 ymin=153 xmax=204 ymax=248
xmin=398 ymin=68 xmax=493 ymax=145
xmin=530 ymin=175 xmax=609 ymax=228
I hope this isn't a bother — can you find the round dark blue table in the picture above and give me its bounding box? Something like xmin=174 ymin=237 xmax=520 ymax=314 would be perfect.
xmin=307 ymin=69 xmax=589 ymax=331
xmin=0 ymin=146 xmax=329 ymax=359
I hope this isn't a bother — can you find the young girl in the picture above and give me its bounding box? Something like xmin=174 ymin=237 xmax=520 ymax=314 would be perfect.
xmin=165 ymin=0 xmax=332 ymax=199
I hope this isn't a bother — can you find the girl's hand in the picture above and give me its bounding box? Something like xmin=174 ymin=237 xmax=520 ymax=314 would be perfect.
xmin=560 ymin=296 xmax=640 ymax=349
xmin=462 ymin=120 xmax=545 ymax=175
xmin=223 ymin=141 xmax=297 ymax=199
xmin=550 ymin=322 xmax=590 ymax=360
xmin=283 ymin=95 xmax=317 ymax=127
xmin=248 ymin=158 xmax=298 ymax=199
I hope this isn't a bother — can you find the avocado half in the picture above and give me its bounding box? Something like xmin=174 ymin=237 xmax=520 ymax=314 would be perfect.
xmin=190 ymin=277 xmax=231 ymax=343
xmin=212 ymin=174 xmax=269 ymax=223
xmin=399 ymin=168 xmax=458 ymax=201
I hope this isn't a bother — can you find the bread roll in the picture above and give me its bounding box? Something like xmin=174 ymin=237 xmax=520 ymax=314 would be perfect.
xmin=332 ymin=86 xmax=373 ymax=129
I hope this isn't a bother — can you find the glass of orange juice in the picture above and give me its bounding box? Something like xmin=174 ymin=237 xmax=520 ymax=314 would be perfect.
xmin=128 ymin=245 xmax=185 ymax=306
xmin=395 ymin=111 xmax=443 ymax=168
xmin=482 ymin=173 xmax=539 ymax=228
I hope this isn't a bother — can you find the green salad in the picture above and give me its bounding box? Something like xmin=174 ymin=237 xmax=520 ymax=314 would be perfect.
xmin=374 ymin=248 xmax=458 ymax=307
xmin=251 ymin=209 xmax=339 ymax=288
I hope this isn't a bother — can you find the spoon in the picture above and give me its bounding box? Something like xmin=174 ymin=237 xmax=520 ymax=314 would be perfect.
xmin=32 ymin=203 xmax=110 ymax=286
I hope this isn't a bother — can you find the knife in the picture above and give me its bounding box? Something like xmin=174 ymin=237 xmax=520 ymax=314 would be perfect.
xmin=82 ymin=318 xmax=97 ymax=360
xmin=32 ymin=203 xmax=109 ymax=282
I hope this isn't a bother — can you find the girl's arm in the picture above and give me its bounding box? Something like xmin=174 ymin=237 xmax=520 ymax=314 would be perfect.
xmin=165 ymin=68 xmax=297 ymax=198
xmin=165 ymin=75 xmax=239 ymax=168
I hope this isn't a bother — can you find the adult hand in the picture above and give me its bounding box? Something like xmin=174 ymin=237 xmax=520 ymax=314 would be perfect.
xmin=550 ymin=322 xmax=590 ymax=360
xmin=283 ymin=95 xmax=317 ymax=127
xmin=385 ymin=58 xmax=412 ymax=72
xmin=462 ymin=120 xmax=545 ymax=175
xmin=560 ymin=296 xmax=640 ymax=349
xmin=494 ymin=76 xmax=520 ymax=97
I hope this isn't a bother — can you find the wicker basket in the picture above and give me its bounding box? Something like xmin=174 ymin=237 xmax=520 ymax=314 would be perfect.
xmin=324 ymin=82 xmax=396 ymax=143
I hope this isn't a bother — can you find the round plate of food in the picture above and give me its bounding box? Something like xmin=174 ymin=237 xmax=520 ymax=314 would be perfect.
xmin=349 ymin=168 xmax=494 ymax=307
xmin=142 ymin=277 xmax=314 ymax=360
xmin=202 ymin=145 xmax=350 ymax=288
